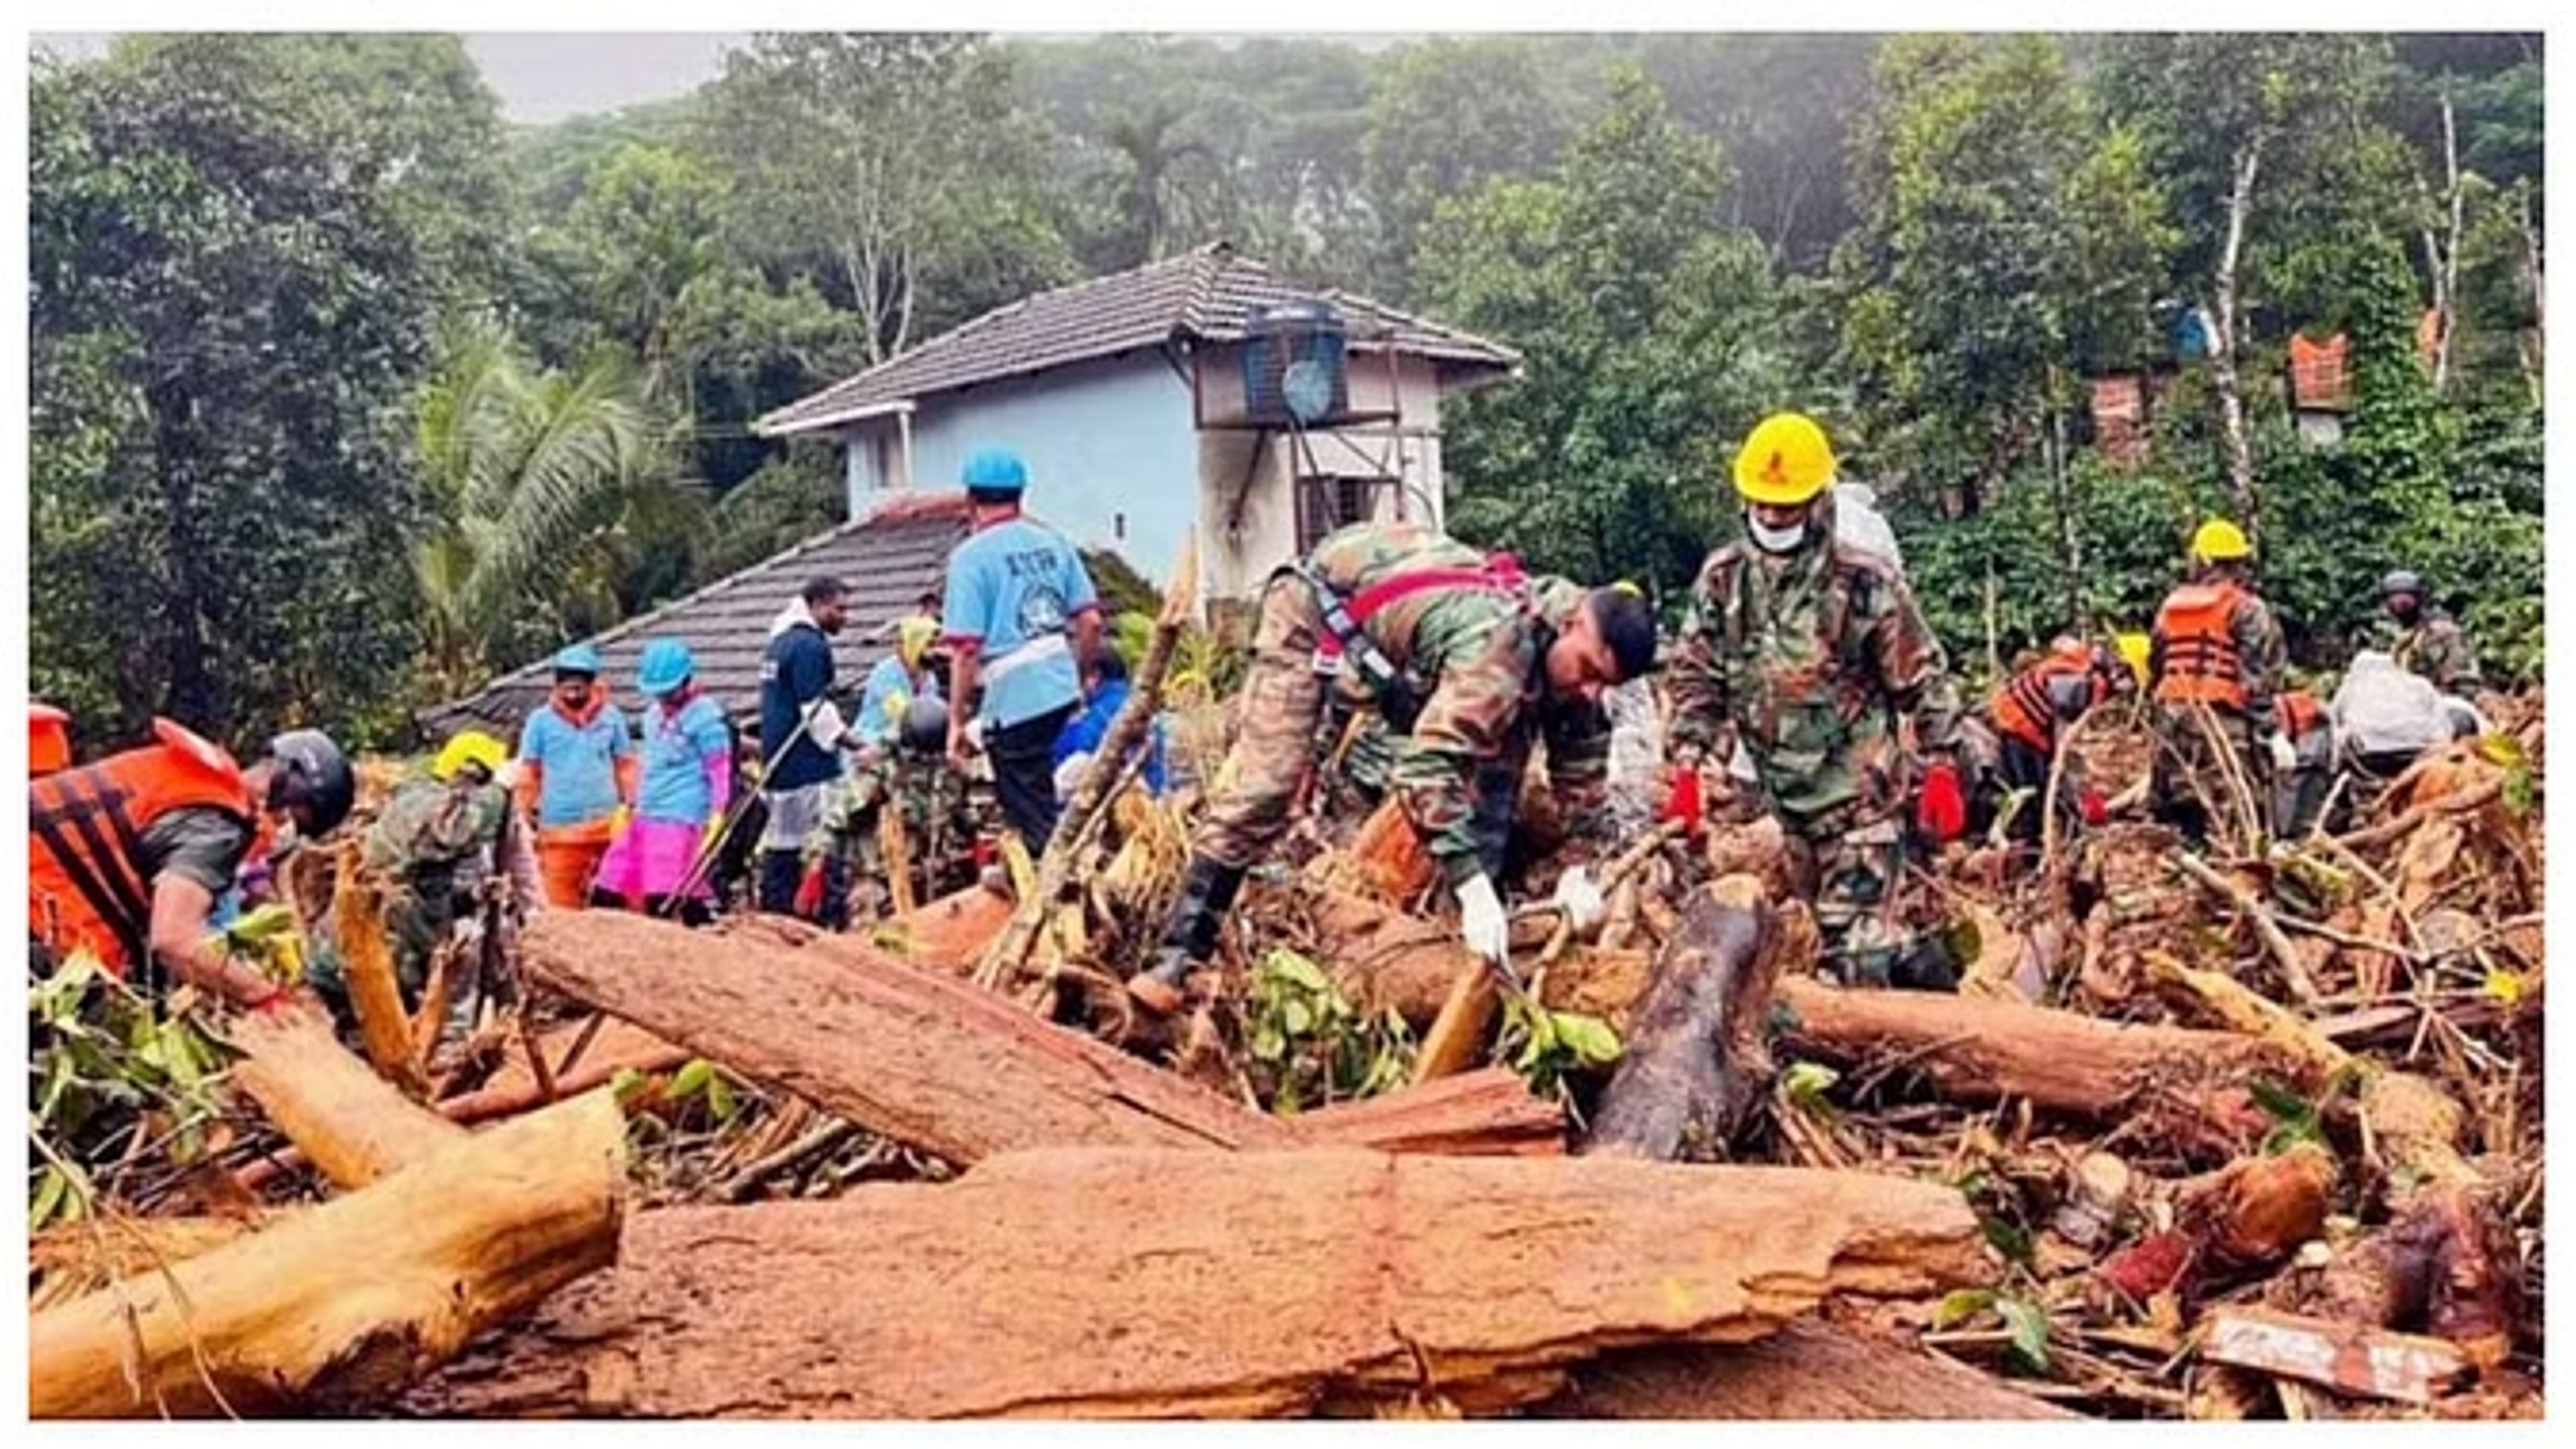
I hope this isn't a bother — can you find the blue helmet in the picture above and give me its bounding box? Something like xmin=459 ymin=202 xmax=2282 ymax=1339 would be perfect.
xmin=551 ymin=643 xmax=604 ymax=678
xmin=636 ymin=638 xmax=694 ymax=696
xmin=960 ymin=447 xmax=1028 ymax=493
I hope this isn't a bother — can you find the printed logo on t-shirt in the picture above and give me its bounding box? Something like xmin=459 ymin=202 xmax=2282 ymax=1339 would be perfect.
xmin=1017 ymin=584 xmax=1068 ymax=638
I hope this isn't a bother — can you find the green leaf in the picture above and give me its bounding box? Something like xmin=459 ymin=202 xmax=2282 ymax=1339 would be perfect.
xmin=1264 ymin=950 xmax=1331 ymax=995
xmin=610 ymin=1067 xmax=648 ymax=1104
xmin=1280 ymin=998 xmax=1314 ymax=1037
xmin=668 ymin=1058 xmax=715 ymax=1101
xmin=1781 ymin=1061 xmax=1840 ymax=1106
xmin=31 ymin=1165 xmax=72 ymax=1231
xmin=1981 ymin=1216 xmax=2033 ymax=1265
xmin=1251 ymin=1025 xmax=1287 ymax=1063
xmin=1550 ymin=1012 xmax=1622 ymax=1067
xmin=1933 ymin=1287 xmax=1996 ymax=1330
xmin=704 ymin=1072 xmax=739 ymax=1123
xmin=1996 ymin=1296 xmax=2052 ymax=1371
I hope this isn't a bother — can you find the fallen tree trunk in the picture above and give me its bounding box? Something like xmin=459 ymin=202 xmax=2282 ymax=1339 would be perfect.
xmin=404 ymin=1147 xmax=1986 ymax=1418
xmin=332 ymin=850 xmax=430 ymax=1098
xmin=435 ymin=1015 xmax=688 ymax=1127
xmin=1291 ymin=1067 xmax=1564 ymax=1156
xmin=30 ymin=1216 xmax=266 ymax=1311
xmin=1537 ymin=1320 xmax=2078 ymax=1419
xmin=871 ymin=883 xmax=1015 ymax=973
xmin=31 ymin=1090 xmax=626 ymax=1418
xmin=224 ymin=1003 xmax=466 ymax=1189
xmin=525 ymin=909 xmax=1303 ymax=1161
xmin=1583 ymin=877 xmax=1787 ymax=1160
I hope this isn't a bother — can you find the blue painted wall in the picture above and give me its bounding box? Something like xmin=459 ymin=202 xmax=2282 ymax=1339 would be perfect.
xmin=843 ymin=353 xmax=1199 ymax=585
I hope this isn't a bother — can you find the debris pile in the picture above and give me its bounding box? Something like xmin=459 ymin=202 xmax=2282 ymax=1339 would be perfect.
xmin=26 ymin=673 xmax=2544 ymax=1420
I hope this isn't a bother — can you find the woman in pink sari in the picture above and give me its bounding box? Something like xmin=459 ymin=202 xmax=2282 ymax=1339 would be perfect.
xmin=595 ymin=640 xmax=733 ymax=924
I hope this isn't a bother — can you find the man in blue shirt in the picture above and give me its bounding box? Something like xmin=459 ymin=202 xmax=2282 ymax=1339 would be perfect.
xmin=940 ymin=448 xmax=1101 ymax=852
xmin=1050 ymin=648 xmax=1168 ymax=801
xmin=756 ymin=575 xmax=859 ymax=924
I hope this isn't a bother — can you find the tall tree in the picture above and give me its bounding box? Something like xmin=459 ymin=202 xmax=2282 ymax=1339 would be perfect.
xmin=1361 ymin=37 xmax=1587 ymax=302
xmin=29 ymin=37 xmax=507 ymax=744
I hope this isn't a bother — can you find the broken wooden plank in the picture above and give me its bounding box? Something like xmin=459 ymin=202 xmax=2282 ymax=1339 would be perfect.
xmin=1537 ymin=1320 xmax=2079 ymax=1419
xmin=403 ymin=1147 xmax=1987 ymax=1419
xmin=224 ymin=1003 xmax=465 ymax=1189
xmin=2199 ymin=1304 xmax=2471 ymax=1406
xmin=1291 ymin=1067 xmax=1564 ymax=1156
xmin=31 ymin=1090 xmax=626 ymax=1418
xmin=523 ymin=909 xmax=1304 ymax=1162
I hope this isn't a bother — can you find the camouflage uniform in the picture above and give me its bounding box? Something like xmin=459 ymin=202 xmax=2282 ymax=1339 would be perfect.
xmin=312 ymin=768 xmax=510 ymax=1008
xmin=1195 ymin=521 xmax=1611 ymax=888
xmin=1666 ymin=488 xmax=1964 ymax=986
xmin=2390 ymin=609 xmax=2485 ymax=695
xmin=2147 ymin=572 xmax=2288 ymax=844
xmin=809 ymin=747 xmax=979 ymax=917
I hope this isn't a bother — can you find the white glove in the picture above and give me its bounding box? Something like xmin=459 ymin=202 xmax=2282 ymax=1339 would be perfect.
xmin=1551 ymin=865 xmax=1607 ymax=934
xmin=2266 ymin=733 xmax=2297 ymax=773
xmin=1456 ymin=872 xmax=1511 ymax=974
xmin=963 ymin=717 xmax=987 ymax=752
xmin=1052 ymin=752 xmax=1092 ymax=803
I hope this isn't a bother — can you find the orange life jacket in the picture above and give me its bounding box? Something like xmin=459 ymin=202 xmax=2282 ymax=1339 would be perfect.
xmin=1992 ymin=641 xmax=2103 ymax=753
xmin=27 ymin=719 xmax=255 ymax=983
xmin=2154 ymin=582 xmax=2250 ymax=710
xmin=32 ymin=703 xmax=72 ymax=776
xmin=2276 ymin=690 xmax=2325 ymax=743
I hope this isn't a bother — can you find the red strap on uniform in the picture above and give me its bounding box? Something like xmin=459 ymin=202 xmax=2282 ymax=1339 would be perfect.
xmin=1344 ymin=565 xmax=1519 ymax=624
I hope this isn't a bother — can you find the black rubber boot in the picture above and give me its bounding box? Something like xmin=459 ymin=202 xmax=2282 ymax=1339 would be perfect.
xmin=1126 ymin=856 xmax=1245 ymax=1015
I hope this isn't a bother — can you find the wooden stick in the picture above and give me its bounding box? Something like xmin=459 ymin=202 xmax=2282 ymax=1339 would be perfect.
xmin=979 ymin=533 xmax=1198 ymax=990
xmin=1412 ymin=821 xmax=1683 ymax=1085
xmin=878 ymin=808 xmax=917 ymax=917
xmin=2171 ymin=850 xmax=2322 ymax=1005
xmin=331 ymin=850 xmax=429 ymax=1097
xmin=2337 ymin=779 xmax=2504 ymax=851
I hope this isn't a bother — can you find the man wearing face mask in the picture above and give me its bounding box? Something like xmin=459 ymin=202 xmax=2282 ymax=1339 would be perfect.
xmin=2379 ymin=569 xmax=2484 ymax=697
xmin=1665 ymin=411 xmax=1969 ymax=991
xmin=1124 ymin=520 xmax=1660 ymax=1016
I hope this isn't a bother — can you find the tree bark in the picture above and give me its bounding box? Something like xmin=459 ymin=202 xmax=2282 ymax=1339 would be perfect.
xmin=1537 ymin=1320 xmax=2078 ymax=1419
xmin=1291 ymin=1067 xmax=1564 ymax=1156
xmin=1582 ymin=877 xmax=1788 ymax=1160
xmin=526 ymin=908 xmax=1303 ymax=1161
xmin=30 ymin=1090 xmax=626 ymax=1418
xmin=224 ymin=1004 xmax=465 ymax=1189
xmin=402 ymin=1147 xmax=1987 ymax=1418
xmin=2211 ymin=135 xmax=2265 ymax=520
xmin=332 ymin=848 xmax=432 ymax=1098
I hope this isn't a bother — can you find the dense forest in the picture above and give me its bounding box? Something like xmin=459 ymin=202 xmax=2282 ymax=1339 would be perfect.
xmin=28 ymin=32 xmax=2546 ymax=748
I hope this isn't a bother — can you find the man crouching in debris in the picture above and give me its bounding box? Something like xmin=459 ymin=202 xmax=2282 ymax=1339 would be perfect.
xmin=1665 ymin=411 xmax=1970 ymax=992
xmin=1124 ymin=520 xmax=1660 ymax=1016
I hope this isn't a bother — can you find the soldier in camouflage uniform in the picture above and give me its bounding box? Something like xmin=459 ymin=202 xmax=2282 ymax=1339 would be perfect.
xmin=2147 ymin=520 xmax=2291 ymax=846
xmin=1125 ymin=520 xmax=1659 ymax=1015
xmin=1666 ymin=412 xmax=1969 ymax=991
xmin=808 ymin=696 xmax=980 ymax=919
xmin=2379 ymin=569 xmax=2485 ymax=696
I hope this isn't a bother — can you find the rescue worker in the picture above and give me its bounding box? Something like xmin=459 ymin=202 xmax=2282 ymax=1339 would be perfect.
xmin=2381 ymin=569 xmax=2486 ymax=696
xmin=757 ymin=575 xmax=859 ymax=925
xmin=2329 ymin=649 xmax=2483 ymax=822
xmin=29 ymin=722 xmax=355 ymax=1010
xmin=515 ymin=643 xmax=635 ymax=907
xmin=2147 ymin=519 xmax=2289 ymax=845
xmin=808 ymin=695 xmax=979 ymax=917
xmin=1126 ymin=520 xmax=1659 ymax=1016
xmin=1984 ymin=636 xmax=2126 ymax=845
xmin=940 ymin=448 xmax=1102 ymax=852
xmin=1051 ymin=647 xmax=1170 ymax=802
xmin=595 ymin=640 xmax=733 ymax=924
xmin=858 ymin=612 xmax=945 ymax=753
xmin=322 ymin=729 xmax=532 ymax=1023
xmin=32 ymin=703 xmax=74 ymax=775
xmin=1665 ymin=411 xmax=1969 ymax=991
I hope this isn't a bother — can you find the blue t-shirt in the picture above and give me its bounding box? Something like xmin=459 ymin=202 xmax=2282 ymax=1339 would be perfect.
xmin=517 ymin=702 xmax=631 ymax=828
xmin=635 ymin=693 xmax=733 ymax=823
xmin=760 ymin=618 xmax=841 ymax=792
xmin=855 ymin=656 xmax=941 ymax=749
xmin=941 ymin=516 xmax=1098 ymax=729
xmin=1050 ymin=679 xmax=1168 ymax=795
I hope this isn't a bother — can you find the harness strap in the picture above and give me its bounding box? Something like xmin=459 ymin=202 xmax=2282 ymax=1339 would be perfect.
xmin=32 ymin=773 xmax=158 ymax=987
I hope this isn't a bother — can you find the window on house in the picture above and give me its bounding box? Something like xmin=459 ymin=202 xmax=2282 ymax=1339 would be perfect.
xmin=1295 ymin=474 xmax=1393 ymax=554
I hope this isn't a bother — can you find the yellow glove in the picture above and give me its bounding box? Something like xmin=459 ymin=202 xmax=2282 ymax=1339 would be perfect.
xmin=609 ymin=805 xmax=632 ymax=838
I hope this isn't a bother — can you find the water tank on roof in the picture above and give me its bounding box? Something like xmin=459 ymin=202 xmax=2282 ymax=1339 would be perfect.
xmin=1243 ymin=302 xmax=1349 ymax=427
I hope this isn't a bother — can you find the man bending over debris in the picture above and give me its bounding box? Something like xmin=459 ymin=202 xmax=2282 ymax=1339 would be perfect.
xmin=1125 ymin=520 xmax=1659 ymax=1016
xmin=30 ymin=722 xmax=355 ymax=1011
xmin=1665 ymin=411 xmax=1969 ymax=991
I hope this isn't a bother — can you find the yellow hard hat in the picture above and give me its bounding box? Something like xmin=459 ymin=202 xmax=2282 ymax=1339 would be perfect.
xmin=1733 ymin=412 xmax=1837 ymax=507
xmin=2191 ymin=518 xmax=2252 ymax=563
xmin=2114 ymin=632 xmax=2152 ymax=687
xmin=433 ymin=729 xmax=509 ymax=782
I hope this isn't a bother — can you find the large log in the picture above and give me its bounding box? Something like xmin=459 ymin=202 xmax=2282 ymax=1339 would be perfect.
xmin=1583 ymin=877 xmax=1788 ymax=1159
xmin=224 ymin=1003 xmax=466 ymax=1188
xmin=1291 ymin=1067 xmax=1564 ymax=1156
xmin=434 ymin=1015 xmax=688 ymax=1127
xmin=524 ymin=909 xmax=1303 ymax=1161
xmin=404 ymin=1147 xmax=1987 ymax=1418
xmin=31 ymin=1090 xmax=626 ymax=1418
xmin=1538 ymin=1320 xmax=2079 ymax=1419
